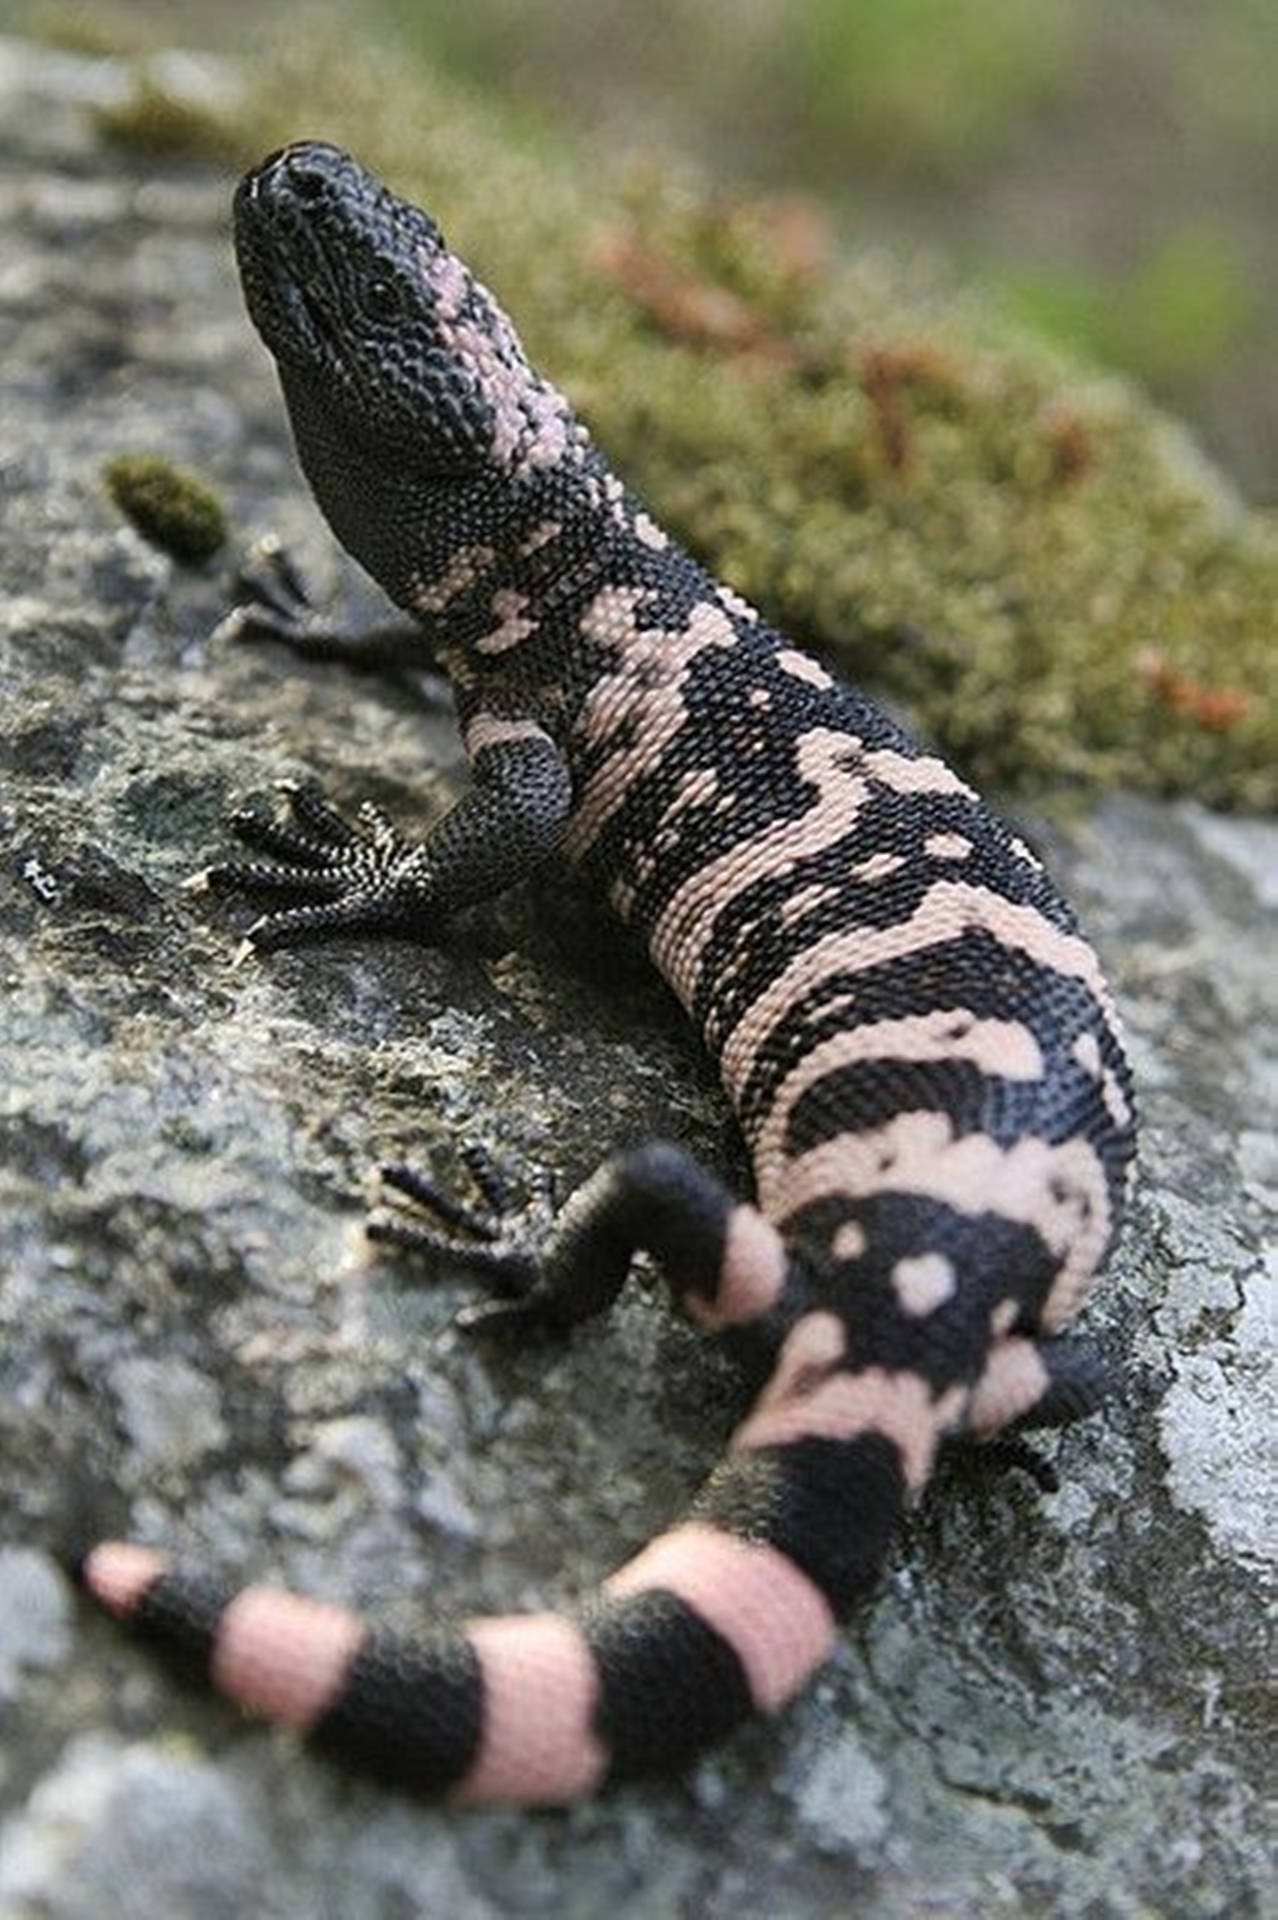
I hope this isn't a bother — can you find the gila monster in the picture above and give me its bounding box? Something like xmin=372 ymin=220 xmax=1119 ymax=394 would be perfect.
xmin=80 ymin=142 xmax=1136 ymax=1804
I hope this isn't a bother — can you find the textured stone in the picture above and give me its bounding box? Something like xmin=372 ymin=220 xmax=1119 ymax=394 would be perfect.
xmin=0 ymin=32 xmax=1270 ymax=1920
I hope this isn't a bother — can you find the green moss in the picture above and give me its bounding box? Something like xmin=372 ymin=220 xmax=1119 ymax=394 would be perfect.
xmin=801 ymin=0 xmax=1073 ymax=173
xmin=104 ymin=454 xmax=228 ymax=564
xmin=101 ymin=74 xmax=241 ymax=160
xmin=203 ymin=21 xmax=1276 ymax=810
xmin=14 ymin=3 xmax=150 ymax=57
xmin=1006 ymin=226 xmax=1256 ymax=388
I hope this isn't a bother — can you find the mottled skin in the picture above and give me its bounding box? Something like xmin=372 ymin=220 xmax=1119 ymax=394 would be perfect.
xmin=80 ymin=144 xmax=1136 ymax=1803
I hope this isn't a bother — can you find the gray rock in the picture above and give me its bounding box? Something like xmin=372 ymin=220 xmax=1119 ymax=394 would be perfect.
xmin=108 ymin=1354 xmax=227 ymax=1473
xmin=0 ymin=32 xmax=1271 ymax=1920
xmin=0 ymin=1736 xmax=276 ymax=1920
xmin=0 ymin=1551 xmax=71 ymax=1703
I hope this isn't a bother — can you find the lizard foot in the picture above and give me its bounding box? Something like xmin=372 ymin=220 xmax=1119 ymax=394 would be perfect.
xmin=217 ymin=536 xmax=434 ymax=670
xmin=962 ymin=1433 xmax=1060 ymax=1495
xmin=369 ymin=1144 xmax=564 ymax=1335
xmin=190 ymin=780 xmax=439 ymax=952
xmin=217 ymin=535 xmax=319 ymax=649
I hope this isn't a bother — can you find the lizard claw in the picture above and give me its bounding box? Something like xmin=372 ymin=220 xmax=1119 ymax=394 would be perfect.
xmin=368 ymin=1147 xmax=561 ymax=1328
xmin=216 ymin=535 xmax=441 ymax=673
xmin=213 ymin=536 xmax=320 ymax=648
xmin=196 ymin=782 xmax=440 ymax=950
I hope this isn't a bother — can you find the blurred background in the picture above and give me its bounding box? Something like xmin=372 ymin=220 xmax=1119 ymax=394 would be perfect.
xmin=31 ymin=0 xmax=1269 ymax=503
xmin=390 ymin=0 xmax=1277 ymax=505
xmin=10 ymin=0 xmax=1272 ymax=806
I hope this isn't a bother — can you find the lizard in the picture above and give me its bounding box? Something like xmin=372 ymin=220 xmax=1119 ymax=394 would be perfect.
xmin=79 ymin=142 xmax=1137 ymax=1806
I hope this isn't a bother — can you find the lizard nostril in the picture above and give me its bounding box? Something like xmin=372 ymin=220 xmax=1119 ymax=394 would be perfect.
xmin=274 ymin=144 xmax=342 ymax=202
xmin=287 ymin=164 xmax=328 ymax=203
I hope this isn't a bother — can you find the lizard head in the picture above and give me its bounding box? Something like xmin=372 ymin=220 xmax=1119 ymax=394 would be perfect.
xmin=234 ymin=144 xmax=591 ymax=598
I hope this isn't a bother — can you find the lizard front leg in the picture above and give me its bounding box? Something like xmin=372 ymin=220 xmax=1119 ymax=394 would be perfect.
xmin=221 ymin=536 xmax=437 ymax=673
xmin=194 ymin=720 xmax=573 ymax=952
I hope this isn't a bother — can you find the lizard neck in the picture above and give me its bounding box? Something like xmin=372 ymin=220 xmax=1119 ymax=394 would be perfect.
xmin=280 ymin=362 xmax=642 ymax=677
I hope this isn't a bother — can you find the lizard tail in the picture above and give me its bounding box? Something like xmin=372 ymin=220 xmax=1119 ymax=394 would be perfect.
xmin=78 ymin=1415 xmax=910 ymax=1802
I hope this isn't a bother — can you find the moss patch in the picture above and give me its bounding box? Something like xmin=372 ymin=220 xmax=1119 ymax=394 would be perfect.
xmin=98 ymin=76 xmax=231 ymax=158
xmin=104 ymin=454 xmax=228 ymax=564
xmin=108 ymin=19 xmax=1278 ymax=808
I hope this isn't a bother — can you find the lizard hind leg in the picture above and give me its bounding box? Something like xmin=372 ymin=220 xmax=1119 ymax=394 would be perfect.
xmin=966 ymin=1331 xmax=1109 ymax=1441
xmin=369 ymin=1145 xmax=557 ymax=1306
xmin=371 ymin=1138 xmax=798 ymax=1345
xmin=942 ymin=1330 xmax=1111 ymax=1492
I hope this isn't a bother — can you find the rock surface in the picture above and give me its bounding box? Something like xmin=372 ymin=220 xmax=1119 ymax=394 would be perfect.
xmin=0 ymin=35 xmax=1272 ymax=1920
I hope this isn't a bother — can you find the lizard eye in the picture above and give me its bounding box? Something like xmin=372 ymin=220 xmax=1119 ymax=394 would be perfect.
xmin=363 ymin=277 xmax=403 ymax=322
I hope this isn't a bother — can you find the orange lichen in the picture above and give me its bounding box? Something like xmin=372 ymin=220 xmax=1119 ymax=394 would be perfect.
xmin=1041 ymin=406 xmax=1094 ymax=486
xmin=590 ymin=226 xmax=808 ymax=371
xmin=1138 ymin=652 xmax=1254 ymax=732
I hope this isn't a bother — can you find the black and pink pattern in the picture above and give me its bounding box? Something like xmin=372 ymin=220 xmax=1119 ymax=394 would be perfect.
xmin=80 ymin=143 xmax=1136 ymax=1802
